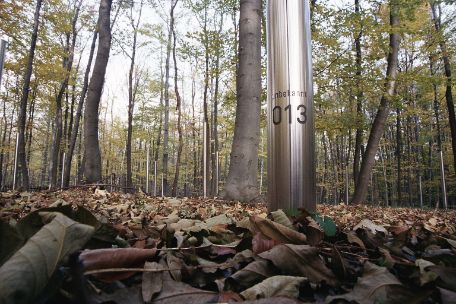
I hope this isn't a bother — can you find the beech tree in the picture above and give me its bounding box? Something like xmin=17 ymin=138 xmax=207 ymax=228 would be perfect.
xmin=16 ymin=0 xmax=43 ymax=190
xmin=83 ymin=0 xmax=112 ymax=183
xmin=224 ymin=0 xmax=262 ymax=202
xmin=352 ymin=0 xmax=401 ymax=204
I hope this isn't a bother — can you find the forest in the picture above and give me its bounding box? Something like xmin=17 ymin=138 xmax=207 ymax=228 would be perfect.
xmin=0 ymin=0 xmax=454 ymax=207
xmin=0 ymin=0 xmax=456 ymax=303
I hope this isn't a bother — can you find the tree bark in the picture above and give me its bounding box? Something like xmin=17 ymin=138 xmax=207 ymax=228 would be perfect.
xmin=224 ymin=0 xmax=262 ymax=202
xmin=351 ymin=0 xmax=401 ymax=204
xmin=211 ymin=14 xmax=223 ymax=196
xmin=83 ymin=0 xmax=112 ymax=183
xmin=171 ymin=26 xmax=183 ymax=197
xmin=16 ymin=0 xmax=42 ymax=190
xmin=126 ymin=1 xmax=143 ymax=191
xmin=430 ymin=2 xmax=456 ymax=173
xmin=162 ymin=0 xmax=178 ymax=196
xmin=353 ymin=0 xmax=363 ymax=186
xmin=63 ymin=28 xmax=98 ymax=187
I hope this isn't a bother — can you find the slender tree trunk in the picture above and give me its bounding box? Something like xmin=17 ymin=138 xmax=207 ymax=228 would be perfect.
xmin=353 ymin=0 xmax=363 ymax=186
xmin=352 ymin=0 xmax=401 ymax=204
xmin=26 ymin=87 xmax=37 ymax=165
xmin=16 ymin=0 xmax=42 ymax=190
xmin=162 ymin=0 xmax=178 ymax=196
xmin=83 ymin=0 xmax=112 ymax=183
xmin=154 ymin=47 xmax=164 ymax=164
xmin=0 ymin=90 xmax=9 ymax=189
xmin=395 ymin=107 xmax=401 ymax=207
xmin=224 ymin=0 xmax=262 ymax=202
xmin=63 ymin=29 xmax=98 ymax=187
xmin=211 ymin=14 xmax=223 ymax=196
xmin=172 ymin=26 xmax=183 ymax=197
xmin=126 ymin=2 xmax=143 ymax=191
xmin=430 ymin=2 xmax=456 ymax=173
xmin=50 ymin=2 xmax=81 ymax=189
xmin=39 ymin=116 xmax=50 ymax=188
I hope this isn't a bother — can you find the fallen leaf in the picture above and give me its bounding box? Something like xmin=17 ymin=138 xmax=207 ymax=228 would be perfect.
xmin=0 ymin=219 xmax=23 ymax=266
xmin=250 ymin=216 xmax=307 ymax=244
xmin=151 ymin=272 xmax=218 ymax=303
xmin=241 ymin=276 xmax=307 ymax=300
xmin=81 ymin=248 xmax=157 ymax=282
xmin=142 ymin=262 xmax=164 ymax=303
xmin=271 ymin=209 xmax=294 ymax=229
xmin=227 ymin=259 xmax=278 ymax=291
xmin=252 ymin=232 xmax=282 ymax=254
xmin=326 ymin=262 xmax=423 ymax=304
xmin=439 ymin=288 xmax=456 ymax=304
xmin=0 ymin=212 xmax=94 ymax=304
xmin=259 ymin=244 xmax=338 ymax=286
xmin=354 ymin=219 xmax=387 ymax=234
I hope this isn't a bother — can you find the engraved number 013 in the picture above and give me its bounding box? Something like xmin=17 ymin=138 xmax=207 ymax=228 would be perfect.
xmin=272 ymin=105 xmax=307 ymax=125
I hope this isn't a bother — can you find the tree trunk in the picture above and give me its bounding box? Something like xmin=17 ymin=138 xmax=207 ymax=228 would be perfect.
xmin=63 ymin=28 xmax=98 ymax=187
xmin=16 ymin=0 xmax=43 ymax=190
xmin=351 ymin=0 xmax=401 ymax=204
xmin=83 ymin=0 xmax=112 ymax=183
xmin=395 ymin=107 xmax=401 ymax=207
xmin=51 ymin=2 xmax=81 ymax=189
xmin=224 ymin=0 xmax=262 ymax=202
xmin=172 ymin=26 xmax=183 ymax=197
xmin=353 ymin=0 xmax=363 ymax=186
xmin=211 ymin=14 xmax=223 ymax=196
xmin=126 ymin=2 xmax=143 ymax=191
xmin=430 ymin=2 xmax=456 ymax=173
xmin=162 ymin=0 xmax=178 ymax=196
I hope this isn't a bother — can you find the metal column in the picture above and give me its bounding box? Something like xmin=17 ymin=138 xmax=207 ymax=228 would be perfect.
xmin=267 ymin=0 xmax=316 ymax=212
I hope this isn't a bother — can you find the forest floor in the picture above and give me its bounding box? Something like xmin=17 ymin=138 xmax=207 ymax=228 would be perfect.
xmin=0 ymin=188 xmax=455 ymax=303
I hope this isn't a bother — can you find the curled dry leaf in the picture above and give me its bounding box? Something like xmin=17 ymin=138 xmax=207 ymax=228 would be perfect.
xmin=270 ymin=209 xmax=294 ymax=229
xmin=326 ymin=262 xmax=428 ymax=304
xmin=250 ymin=215 xmax=307 ymax=244
xmin=0 ymin=212 xmax=94 ymax=304
xmin=80 ymin=248 xmax=157 ymax=282
xmin=354 ymin=219 xmax=387 ymax=235
xmin=259 ymin=244 xmax=338 ymax=286
xmin=142 ymin=262 xmax=165 ymax=303
xmin=227 ymin=258 xmax=278 ymax=292
xmin=252 ymin=232 xmax=282 ymax=254
xmin=240 ymin=276 xmax=307 ymax=300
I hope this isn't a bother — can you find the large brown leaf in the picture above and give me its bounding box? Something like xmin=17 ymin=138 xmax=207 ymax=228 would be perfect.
xmin=81 ymin=248 xmax=157 ymax=282
xmin=151 ymin=271 xmax=218 ymax=303
xmin=241 ymin=276 xmax=307 ymax=300
xmin=227 ymin=259 xmax=278 ymax=291
xmin=250 ymin=216 xmax=307 ymax=245
xmin=0 ymin=212 xmax=94 ymax=304
xmin=259 ymin=244 xmax=338 ymax=286
xmin=326 ymin=262 xmax=428 ymax=304
xmin=142 ymin=262 xmax=165 ymax=303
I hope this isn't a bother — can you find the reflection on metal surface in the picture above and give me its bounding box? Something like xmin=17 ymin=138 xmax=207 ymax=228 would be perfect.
xmin=267 ymin=0 xmax=316 ymax=212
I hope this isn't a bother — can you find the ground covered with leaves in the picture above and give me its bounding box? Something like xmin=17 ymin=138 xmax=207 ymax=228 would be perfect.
xmin=0 ymin=188 xmax=455 ymax=304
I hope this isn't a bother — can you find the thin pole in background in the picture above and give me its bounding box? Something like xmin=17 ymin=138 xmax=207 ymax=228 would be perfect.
xmin=154 ymin=160 xmax=157 ymax=196
xmin=161 ymin=173 xmax=164 ymax=197
xmin=439 ymin=151 xmax=448 ymax=209
xmin=12 ymin=133 xmax=19 ymax=191
xmin=216 ymin=151 xmax=219 ymax=196
xmin=203 ymin=121 xmax=207 ymax=198
xmin=146 ymin=146 xmax=150 ymax=194
xmin=418 ymin=175 xmax=423 ymax=208
xmin=61 ymin=152 xmax=66 ymax=189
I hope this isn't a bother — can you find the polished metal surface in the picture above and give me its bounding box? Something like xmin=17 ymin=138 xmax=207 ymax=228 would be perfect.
xmin=267 ymin=0 xmax=316 ymax=212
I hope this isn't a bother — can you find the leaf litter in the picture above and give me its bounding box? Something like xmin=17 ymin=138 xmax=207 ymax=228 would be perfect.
xmin=0 ymin=188 xmax=455 ymax=303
